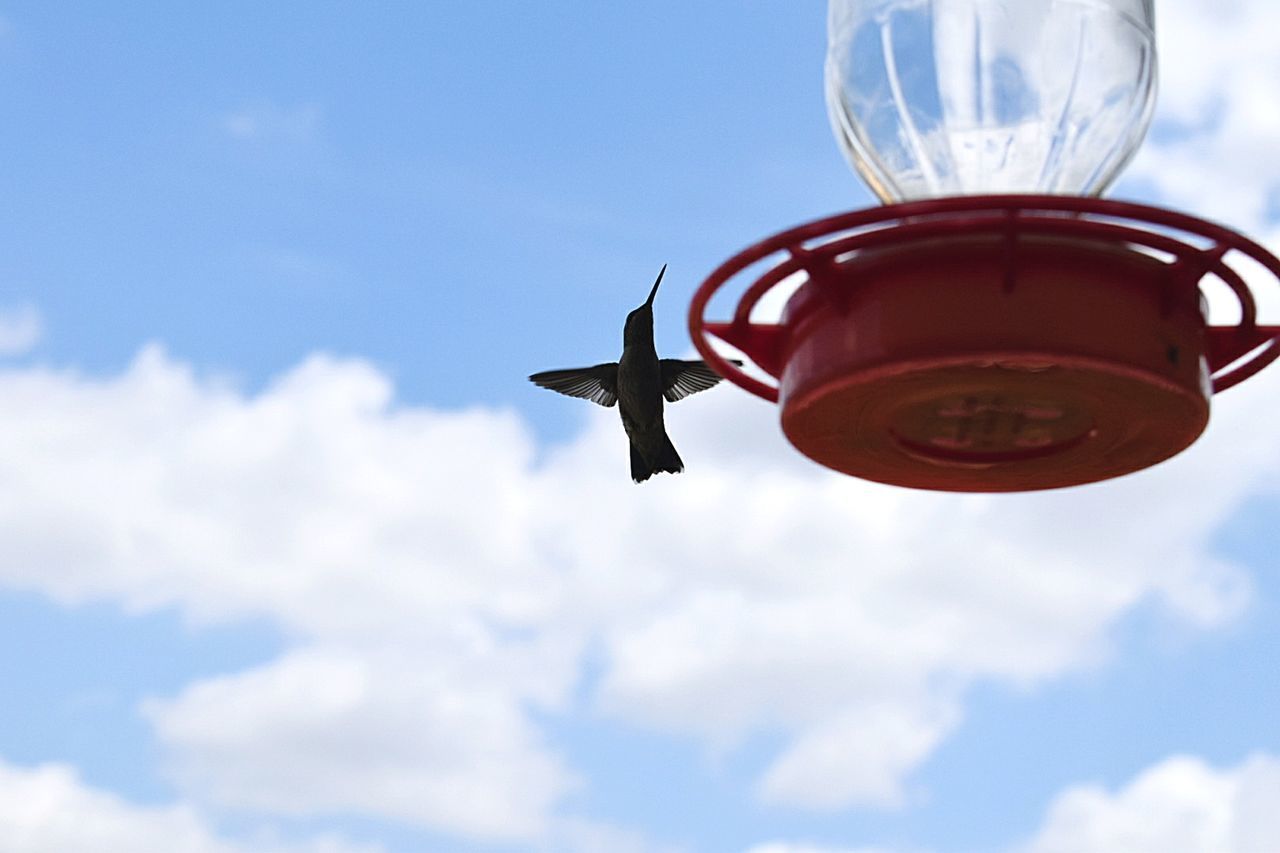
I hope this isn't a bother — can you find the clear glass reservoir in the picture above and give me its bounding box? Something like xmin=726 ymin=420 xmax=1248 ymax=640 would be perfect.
xmin=827 ymin=0 xmax=1157 ymax=202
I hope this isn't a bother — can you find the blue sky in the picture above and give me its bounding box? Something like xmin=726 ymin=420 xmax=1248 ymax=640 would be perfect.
xmin=1 ymin=3 xmax=1279 ymax=853
xmin=0 ymin=2 xmax=849 ymax=416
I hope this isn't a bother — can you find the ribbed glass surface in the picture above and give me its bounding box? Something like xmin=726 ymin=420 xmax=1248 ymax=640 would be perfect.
xmin=827 ymin=0 xmax=1157 ymax=201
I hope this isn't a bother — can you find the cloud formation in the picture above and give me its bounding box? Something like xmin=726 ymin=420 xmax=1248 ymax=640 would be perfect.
xmin=0 ymin=304 xmax=42 ymax=355
xmin=223 ymin=102 xmax=323 ymax=143
xmin=0 ymin=760 xmax=379 ymax=853
xmin=1023 ymin=754 xmax=1280 ymax=853
xmin=144 ymin=645 xmax=574 ymax=841
xmin=747 ymin=840 xmax=906 ymax=845
xmin=1129 ymin=0 xmax=1280 ymax=236
xmin=1 ymin=334 xmax=1276 ymax=842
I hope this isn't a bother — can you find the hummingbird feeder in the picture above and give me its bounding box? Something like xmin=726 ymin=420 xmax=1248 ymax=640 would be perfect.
xmin=688 ymin=0 xmax=1280 ymax=492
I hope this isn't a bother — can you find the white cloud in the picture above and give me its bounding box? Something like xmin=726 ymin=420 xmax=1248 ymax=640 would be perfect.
xmin=1022 ymin=754 xmax=1280 ymax=853
xmin=755 ymin=701 xmax=957 ymax=809
xmin=0 ymin=304 xmax=42 ymax=355
xmin=1126 ymin=0 xmax=1280 ymax=234
xmin=0 ymin=347 xmax=579 ymax=841
xmin=550 ymin=818 xmax=688 ymax=853
xmin=223 ymin=102 xmax=323 ymax=143
xmin=143 ymin=645 xmax=575 ymax=842
xmin=0 ymin=336 xmax=1276 ymax=839
xmin=0 ymin=759 xmax=378 ymax=853
xmin=578 ymin=358 xmax=1276 ymax=813
xmin=747 ymin=840 xmax=916 ymax=845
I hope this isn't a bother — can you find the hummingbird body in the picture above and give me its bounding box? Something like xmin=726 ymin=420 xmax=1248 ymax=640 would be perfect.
xmin=617 ymin=291 xmax=683 ymax=481
xmin=529 ymin=265 xmax=736 ymax=483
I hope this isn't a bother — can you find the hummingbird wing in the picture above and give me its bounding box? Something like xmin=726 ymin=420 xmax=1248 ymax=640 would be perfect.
xmin=659 ymin=359 xmax=743 ymax=402
xmin=528 ymin=363 xmax=619 ymax=407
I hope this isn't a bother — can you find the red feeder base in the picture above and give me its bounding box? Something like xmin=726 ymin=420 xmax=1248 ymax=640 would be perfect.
xmin=689 ymin=196 xmax=1280 ymax=492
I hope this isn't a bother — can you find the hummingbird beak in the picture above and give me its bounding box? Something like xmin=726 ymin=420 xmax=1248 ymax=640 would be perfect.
xmin=644 ymin=264 xmax=666 ymax=308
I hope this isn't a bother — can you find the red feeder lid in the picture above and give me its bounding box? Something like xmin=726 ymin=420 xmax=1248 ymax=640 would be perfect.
xmin=689 ymin=196 xmax=1280 ymax=492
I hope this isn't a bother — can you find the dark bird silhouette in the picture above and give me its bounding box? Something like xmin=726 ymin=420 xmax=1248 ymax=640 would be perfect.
xmin=529 ymin=265 xmax=738 ymax=483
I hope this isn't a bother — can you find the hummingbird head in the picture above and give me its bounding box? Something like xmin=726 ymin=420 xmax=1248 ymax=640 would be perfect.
xmin=623 ymin=264 xmax=665 ymax=345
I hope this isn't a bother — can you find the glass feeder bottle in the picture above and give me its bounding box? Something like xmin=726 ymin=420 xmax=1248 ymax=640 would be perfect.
xmin=826 ymin=0 xmax=1158 ymax=201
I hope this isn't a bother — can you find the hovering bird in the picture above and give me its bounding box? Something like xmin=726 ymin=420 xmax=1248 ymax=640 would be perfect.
xmin=530 ymin=265 xmax=738 ymax=483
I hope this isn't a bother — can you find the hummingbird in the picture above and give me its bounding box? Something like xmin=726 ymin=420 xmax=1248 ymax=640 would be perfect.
xmin=529 ymin=265 xmax=739 ymax=483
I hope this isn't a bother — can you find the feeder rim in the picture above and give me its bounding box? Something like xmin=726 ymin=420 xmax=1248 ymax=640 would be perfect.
xmin=689 ymin=194 xmax=1280 ymax=402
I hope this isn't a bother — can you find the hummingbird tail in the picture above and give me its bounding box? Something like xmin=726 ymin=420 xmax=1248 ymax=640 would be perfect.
xmin=630 ymin=433 xmax=684 ymax=483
